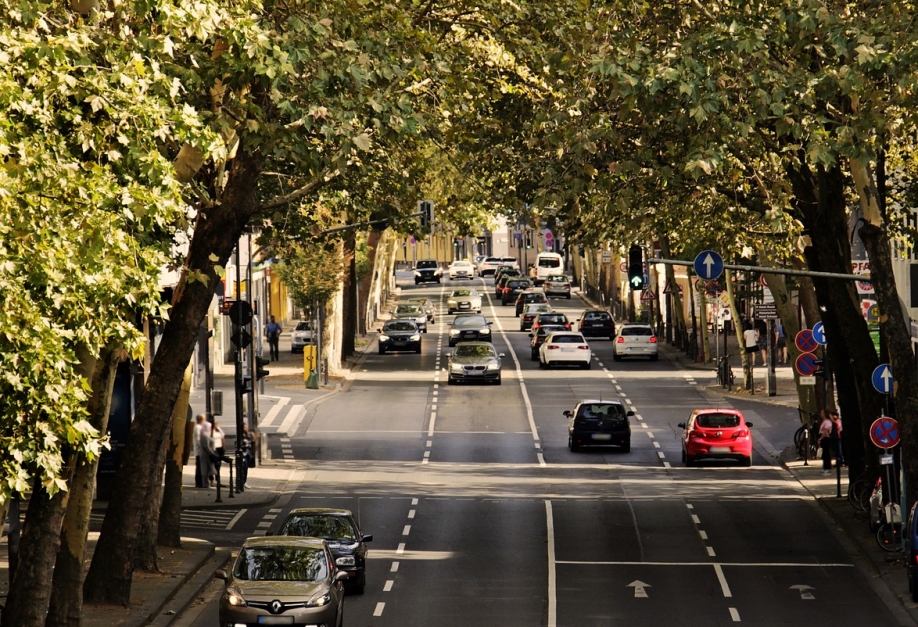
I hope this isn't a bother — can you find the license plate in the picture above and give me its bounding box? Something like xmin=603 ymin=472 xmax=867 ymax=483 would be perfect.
xmin=459 ymin=303 xmax=470 ymax=308
xmin=468 ymin=370 xmax=483 ymax=376
xmin=393 ymin=340 xmax=406 ymax=346
xmin=258 ymin=618 xmax=294 ymax=625
xmin=464 ymin=332 xmax=476 ymax=337
xmin=592 ymin=433 xmax=612 ymax=441
xmin=710 ymin=446 xmax=731 ymax=454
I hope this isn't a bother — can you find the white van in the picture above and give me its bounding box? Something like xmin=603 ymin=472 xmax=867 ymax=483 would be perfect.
xmin=535 ymin=252 xmax=564 ymax=285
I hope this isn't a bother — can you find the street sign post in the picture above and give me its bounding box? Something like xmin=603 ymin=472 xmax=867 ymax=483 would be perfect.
xmin=693 ymin=250 xmax=724 ymax=280
xmin=870 ymin=416 xmax=900 ymax=449
xmin=812 ymin=321 xmax=827 ymax=345
xmin=602 ymin=250 xmax=613 ymax=264
xmin=794 ymin=329 xmax=817 ymax=353
xmin=872 ymin=364 xmax=894 ymax=395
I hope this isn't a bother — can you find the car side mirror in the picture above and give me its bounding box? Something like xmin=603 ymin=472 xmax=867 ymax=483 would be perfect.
xmin=362 ymin=534 xmax=373 ymax=542
xmin=498 ymin=353 xmax=505 ymax=358
xmin=563 ymin=410 xmax=572 ymax=417
xmin=626 ymin=410 xmax=635 ymax=416
xmin=528 ymin=333 xmax=533 ymax=337
xmin=745 ymin=422 xmax=753 ymax=428
xmin=677 ymin=422 xmax=686 ymax=428
xmin=487 ymin=321 xmax=494 ymax=325
xmin=215 ymin=569 xmax=229 ymax=581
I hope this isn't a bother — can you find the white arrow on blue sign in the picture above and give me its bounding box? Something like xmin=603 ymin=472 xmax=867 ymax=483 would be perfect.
xmin=872 ymin=364 xmax=894 ymax=395
xmin=693 ymin=250 xmax=724 ymax=280
xmin=812 ymin=321 xmax=827 ymax=345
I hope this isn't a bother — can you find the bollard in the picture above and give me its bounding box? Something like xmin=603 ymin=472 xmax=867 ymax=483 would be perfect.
xmin=803 ymin=428 xmax=809 ymax=467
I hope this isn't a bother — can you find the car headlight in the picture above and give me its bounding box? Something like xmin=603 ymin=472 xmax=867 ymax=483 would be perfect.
xmin=448 ymin=300 xmax=457 ymax=306
xmin=410 ymin=334 xmax=421 ymax=341
xmin=307 ymin=592 xmax=331 ymax=607
xmin=336 ymin=556 xmax=356 ymax=567
xmin=414 ymin=271 xmax=421 ymax=276
xmin=480 ymin=327 xmax=491 ymax=334
xmin=449 ymin=329 xmax=461 ymax=336
xmin=224 ymin=587 xmax=246 ymax=607
xmin=450 ymin=363 xmax=464 ymax=373
xmin=486 ymin=363 xmax=500 ymax=370
xmin=379 ymin=335 xmax=389 ymax=342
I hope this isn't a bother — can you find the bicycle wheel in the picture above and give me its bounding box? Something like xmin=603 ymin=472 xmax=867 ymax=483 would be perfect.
xmin=876 ymin=523 xmax=902 ymax=552
xmin=850 ymin=479 xmax=875 ymax=512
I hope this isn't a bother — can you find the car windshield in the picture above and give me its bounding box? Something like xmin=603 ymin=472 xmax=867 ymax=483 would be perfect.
xmin=696 ymin=413 xmax=741 ymax=428
xmin=233 ymin=546 xmax=328 ymax=582
xmin=550 ymin=334 xmax=585 ymax=343
xmin=416 ymin=260 xmax=438 ymax=269
xmin=295 ymin=321 xmax=311 ymax=331
xmin=621 ymin=326 xmax=653 ymax=336
xmin=452 ymin=290 xmax=471 ymax=297
xmin=453 ymin=315 xmax=487 ymax=327
xmin=538 ymin=257 xmax=561 ymax=268
xmin=539 ymin=314 xmax=566 ymax=323
xmin=454 ymin=345 xmax=496 ymax=358
xmin=576 ymin=403 xmax=626 ymax=421
xmin=281 ymin=514 xmax=357 ymax=541
xmin=384 ymin=321 xmax=416 ymax=332
xmin=395 ymin=305 xmax=423 ymax=315
xmin=585 ymin=312 xmax=611 ymax=321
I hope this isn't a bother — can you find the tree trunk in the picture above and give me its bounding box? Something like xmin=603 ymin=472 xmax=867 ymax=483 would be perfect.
xmin=157 ymin=363 xmax=194 ymax=549
xmin=787 ymin=161 xmax=882 ymax=480
xmin=46 ymin=347 xmax=119 ymax=627
xmin=342 ymin=232 xmax=357 ymax=359
xmin=726 ymin=269 xmax=749 ymax=386
xmin=659 ymin=237 xmax=687 ymax=342
xmin=851 ymin=159 xmax=918 ymax=504
xmin=761 ymin=270 xmax=812 ymax=413
xmin=84 ymin=153 xmax=264 ymax=605
xmin=3 ymin=481 xmax=71 ymax=627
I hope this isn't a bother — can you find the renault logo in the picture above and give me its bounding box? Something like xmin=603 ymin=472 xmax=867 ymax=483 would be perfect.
xmin=270 ymin=600 xmax=283 ymax=614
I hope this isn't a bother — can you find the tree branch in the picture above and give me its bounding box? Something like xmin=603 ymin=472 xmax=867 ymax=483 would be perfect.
xmin=257 ymin=169 xmax=340 ymax=212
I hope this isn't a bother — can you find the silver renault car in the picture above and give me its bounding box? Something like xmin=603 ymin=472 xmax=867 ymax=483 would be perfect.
xmin=216 ymin=536 xmax=348 ymax=627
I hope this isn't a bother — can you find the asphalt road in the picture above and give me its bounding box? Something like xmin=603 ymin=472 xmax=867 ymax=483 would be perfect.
xmin=177 ymin=276 xmax=907 ymax=627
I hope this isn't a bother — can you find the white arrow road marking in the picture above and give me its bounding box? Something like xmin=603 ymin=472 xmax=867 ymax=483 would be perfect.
xmin=790 ymin=584 xmax=815 ymax=600
xmin=627 ymin=580 xmax=651 ymax=598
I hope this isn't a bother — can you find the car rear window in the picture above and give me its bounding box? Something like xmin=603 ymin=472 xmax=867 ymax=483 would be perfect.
xmin=696 ymin=413 xmax=741 ymax=428
xmin=576 ymin=403 xmax=626 ymax=421
xmin=621 ymin=326 xmax=653 ymax=336
xmin=585 ymin=312 xmax=611 ymax=321
xmin=523 ymin=293 xmax=546 ymax=301
xmin=501 ymin=257 xmax=517 ymax=262
xmin=547 ymin=275 xmax=567 ymax=282
xmin=508 ymin=280 xmax=528 ymax=288
xmin=540 ymin=314 xmax=566 ymax=323
xmin=551 ymin=334 xmax=585 ymax=343
xmin=416 ymin=260 xmax=438 ymax=269
xmin=538 ymin=257 xmax=561 ymax=268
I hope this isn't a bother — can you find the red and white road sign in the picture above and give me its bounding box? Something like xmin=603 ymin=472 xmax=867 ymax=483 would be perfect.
xmin=640 ymin=289 xmax=656 ymax=302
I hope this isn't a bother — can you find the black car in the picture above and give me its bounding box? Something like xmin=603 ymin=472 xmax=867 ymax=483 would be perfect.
xmin=514 ymin=289 xmax=548 ymax=316
xmin=413 ymin=259 xmax=442 ymax=284
xmin=279 ymin=507 xmax=373 ymax=594
xmin=577 ymin=309 xmax=615 ymax=339
xmin=493 ymin=266 xmax=519 ymax=284
xmin=529 ymin=324 xmax=569 ymax=359
xmin=447 ymin=341 xmax=504 ymax=385
xmin=447 ymin=314 xmax=493 ymax=347
xmin=378 ymin=320 xmax=422 ymax=354
xmin=532 ymin=312 xmax=571 ymax=334
xmin=494 ymin=273 xmax=520 ymax=298
xmin=565 ymin=400 xmax=633 ymax=452
xmin=501 ymin=279 xmax=533 ymax=306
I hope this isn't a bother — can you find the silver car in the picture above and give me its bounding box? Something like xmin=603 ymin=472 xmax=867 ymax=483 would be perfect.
xmin=407 ymin=297 xmax=437 ymax=323
xmin=216 ymin=536 xmax=348 ymax=627
xmin=447 ymin=289 xmax=482 ymax=314
xmin=290 ymin=320 xmax=313 ymax=353
xmin=612 ymin=323 xmax=659 ymax=361
xmin=447 ymin=341 xmax=504 ymax=385
xmin=543 ymin=274 xmax=572 ymax=299
xmin=392 ymin=304 xmax=428 ymax=332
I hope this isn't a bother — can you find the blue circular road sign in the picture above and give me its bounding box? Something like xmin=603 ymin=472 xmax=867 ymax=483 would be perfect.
xmin=812 ymin=321 xmax=827 ymax=345
xmin=693 ymin=250 xmax=724 ymax=280
xmin=872 ymin=364 xmax=894 ymax=395
xmin=795 ymin=353 xmax=818 ymax=376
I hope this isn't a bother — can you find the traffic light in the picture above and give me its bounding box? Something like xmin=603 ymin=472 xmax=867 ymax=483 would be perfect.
xmin=628 ymin=245 xmax=644 ymax=290
xmin=578 ymin=245 xmax=585 ymax=257
xmin=813 ymin=358 xmax=825 ymax=376
xmin=228 ymin=300 xmax=253 ymax=349
xmin=418 ymin=200 xmax=434 ymax=229
xmin=453 ymin=238 xmax=459 ymax=248
xmin=256 ymin=356 xmax=270 ymax=381
xmin=525 ymin=231 xmax=532 ymax=249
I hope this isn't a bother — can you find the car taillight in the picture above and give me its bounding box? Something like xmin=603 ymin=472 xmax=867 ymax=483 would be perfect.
xmin=650 ymin=336 xmax=658 ymax=343
xmin=577 ymin=345 xmax=589 ymax=350
xmin=616 ymin=337 xmax=625 ymax=343
xmin=732 ymin=429 xmax=749 ymax=438
xmin=564 ymin=283 xmax=570 ymax=288
xmin=690 ymin=430 xmax=705 ymax=439
xmin=547 ymin=345 xmax=559 ymax=350
xmin=565 ymin=323 xmax=571 ymax=329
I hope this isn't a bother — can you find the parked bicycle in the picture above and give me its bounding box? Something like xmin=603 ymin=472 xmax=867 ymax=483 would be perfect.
xmin=794 ymin=408 xmax=819 ymax=461
xmin=716 ymin=355 xmax=734 ymax=389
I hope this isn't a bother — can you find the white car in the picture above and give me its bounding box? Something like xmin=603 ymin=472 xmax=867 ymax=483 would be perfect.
xmin=477 ymin=257 xmax=504 ymax=277
xmin=448 ymin=260 xmax=474 ymax=280
xmin=447 ymin=289 xmax=482 ymax=314
xmin=539 ymin=332 xmax=592 ymax=369
xmin=612 ymin=324 xmax=658 ymax=361
xmin=290 ymin=320 xmax=313 ymax=353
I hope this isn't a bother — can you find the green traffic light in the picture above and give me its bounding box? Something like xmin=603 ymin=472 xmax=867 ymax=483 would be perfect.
xmin=630 ymin=276 xmax=643 ymax=289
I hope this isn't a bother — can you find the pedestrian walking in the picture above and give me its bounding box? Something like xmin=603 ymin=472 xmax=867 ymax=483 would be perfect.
xmin=818 ymin=410 xmax=836 ymax=474
xmin=193 ymin=414 xmax=205 ymax=488
xmin=212 ymin=419 xmax=226 ymax=475
xmin=199 ymin=419 xmax=217 ymax=488
xmin=830 ymin=410 xmax=844 ymax=466
xmin=775 ymin=321 xmax=787 ymax=365
xmin=743 ymin=322 xmax=759 ymax=366
xmin=265 ymin=315 xmax=282 ymax=361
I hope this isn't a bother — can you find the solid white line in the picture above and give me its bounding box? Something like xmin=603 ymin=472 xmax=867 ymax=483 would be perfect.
xmin=554 ymin=560 xmax=854 ymax=567
xmin=729 ymin=607 xmax=741 ymax=622
xmin=277 ymin=404 xmax=305 ymax=436
xmin=546 ymin=500 xmax=557 ymax=627
xmin=374 ymin=602 xmax=385 ymax=617
xmin=384 ymin=580 xmax=394 ymax=592
xmin=714 ymin=563 xmax=733 ymax=597
xmin=225 ymin=508 xmax=248 ymax=531
xmin=259 ymin=397 xmax=290 ymax=427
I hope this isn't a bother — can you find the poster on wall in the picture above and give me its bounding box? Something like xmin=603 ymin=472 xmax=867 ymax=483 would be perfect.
xmin=852 ymin=259 xmax=873 ymax=295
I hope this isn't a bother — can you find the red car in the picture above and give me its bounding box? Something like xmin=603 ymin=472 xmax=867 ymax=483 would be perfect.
xmin=678 ymin=409 xmax=753 ymax=467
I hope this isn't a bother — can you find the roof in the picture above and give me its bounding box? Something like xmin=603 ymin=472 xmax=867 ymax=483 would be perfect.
xmin=286 ymin=507 xmax=354 ymax=517
xmin=577 ymin=399 xmax=625 ymax=405
xmin=242 ymin=535 xmax=328 ymax=549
